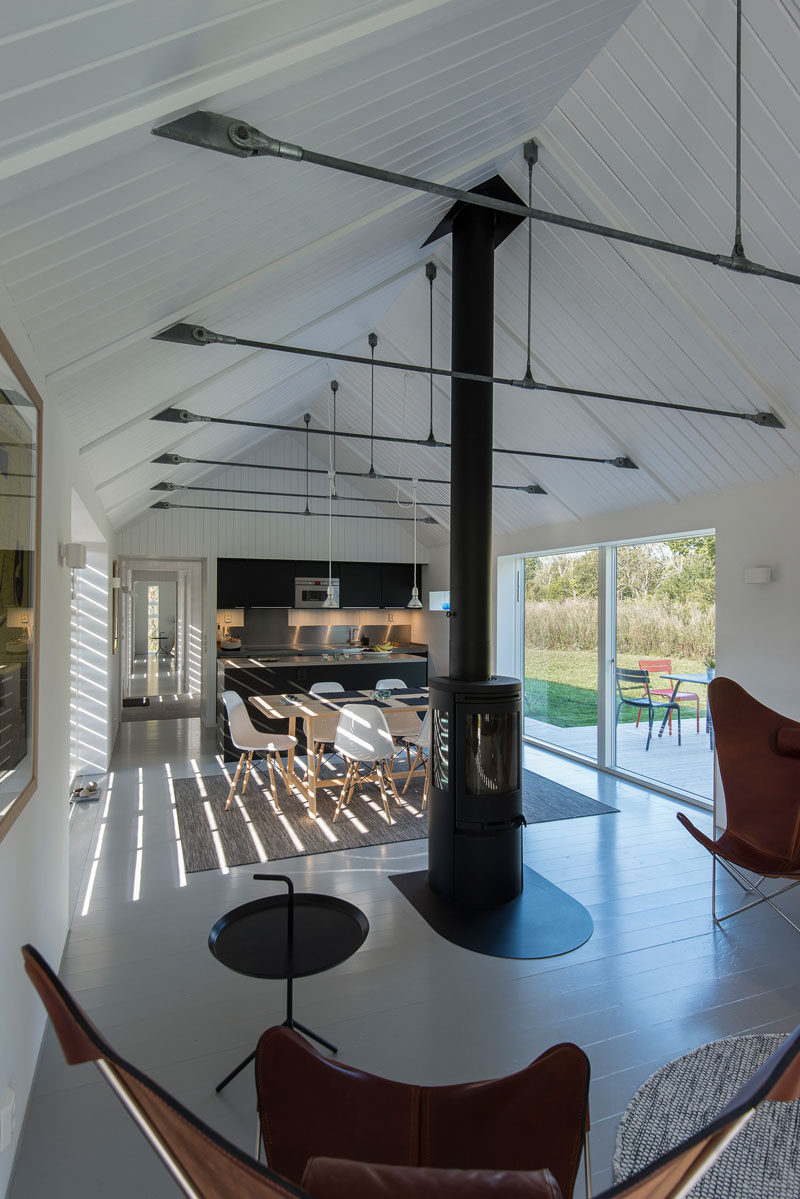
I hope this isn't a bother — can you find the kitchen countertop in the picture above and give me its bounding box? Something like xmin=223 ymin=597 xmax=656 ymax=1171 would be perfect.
xmin=217 ymin=643 xmax=427 ymax=659
xmin=218 ymin=652 xmax=427 ymax=669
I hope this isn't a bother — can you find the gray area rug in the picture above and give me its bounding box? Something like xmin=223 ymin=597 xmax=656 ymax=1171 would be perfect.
xmin=173 ymin=763 xmax=617 ymax=873
xmin=614 ymin=1033 xmax=800 ymax=1198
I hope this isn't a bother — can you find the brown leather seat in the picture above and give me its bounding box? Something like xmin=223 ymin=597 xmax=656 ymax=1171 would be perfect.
xmin=257 ymin=1025 xmax=590 ymax=1199
xmin=677 ymin=677 xmax=800 ymax=932
xmin=22 ymin=941 xmax=800 ymax=1199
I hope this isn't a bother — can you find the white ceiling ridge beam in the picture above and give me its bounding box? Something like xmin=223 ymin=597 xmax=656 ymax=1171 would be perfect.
xmin=536 ymin=128 xmax=799 ymax=435
xmin=48 ymin=127 xmax=531 ymax=385
xmin=0 ymin=0 xmax=457 ymax=184
xmin=78 ymin=259 xmax=422 ymax=456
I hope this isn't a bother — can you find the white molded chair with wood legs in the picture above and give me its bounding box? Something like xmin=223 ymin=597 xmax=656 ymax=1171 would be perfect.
xmin=304 ymin=681 xmax=345 ymax=786
xmin=399 ymin=709 xmax=431 ymax=808
xmin=333 ymin=704 xmax=400 ymax=824
xmin=376 ymin=676 xmax=423 ymax=741
xmin=222 ymin=690 xmax=296 ymax=811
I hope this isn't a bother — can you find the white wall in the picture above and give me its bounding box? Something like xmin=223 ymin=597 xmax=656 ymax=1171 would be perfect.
xmin=494 ymin=472 xmax=800 ymax=720
xmin=0 ymin=294 xmax=115 ymax=1197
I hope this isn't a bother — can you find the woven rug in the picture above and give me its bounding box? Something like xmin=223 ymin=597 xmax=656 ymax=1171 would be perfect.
xmin=173 ymin=763 xmax=617 ymax=873
xmin=614 ymin=1033 xmax=800 ymax=1197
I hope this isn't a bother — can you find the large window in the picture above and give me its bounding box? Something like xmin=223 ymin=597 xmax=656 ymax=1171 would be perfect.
xmin=523 ymin=550 xmax=598 ymax=761
xmin=517 ymin=534 xmax=716 ymax=803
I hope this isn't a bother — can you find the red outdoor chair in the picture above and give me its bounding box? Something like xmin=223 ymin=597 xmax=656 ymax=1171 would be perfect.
xmin=637 ymin=660 xmax=700 ymax=734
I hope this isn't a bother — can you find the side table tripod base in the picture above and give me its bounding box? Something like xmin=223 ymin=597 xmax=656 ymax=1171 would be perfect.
xmin=208 ymin=874 xmax=369 ymax=1092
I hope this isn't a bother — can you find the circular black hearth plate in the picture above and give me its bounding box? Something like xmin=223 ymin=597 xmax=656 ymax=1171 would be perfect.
xmin=389 ymin=866 xmax=592 ymax=959
xmin=209 ymin=893 xmax=369 ymax=979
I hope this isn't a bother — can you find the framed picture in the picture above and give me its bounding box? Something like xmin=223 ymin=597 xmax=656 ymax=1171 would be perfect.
xmin=0 ymin=329 xmax=41 ymax=842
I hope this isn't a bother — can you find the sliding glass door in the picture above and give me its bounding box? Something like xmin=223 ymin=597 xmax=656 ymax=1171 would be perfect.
xmin=523 ymin=550 xmax=598 ymax=762
xmin=518 ymin=534 xmax=715 ymax=802
xmin=614 ymin=536 xmax=715 ymax=800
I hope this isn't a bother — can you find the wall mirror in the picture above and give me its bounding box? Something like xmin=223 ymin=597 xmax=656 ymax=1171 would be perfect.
xmin=0 ymin=330 xmax=41 ymax=841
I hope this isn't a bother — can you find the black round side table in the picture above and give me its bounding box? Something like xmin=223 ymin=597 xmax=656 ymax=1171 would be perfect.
xmin=209 ymin=873 xmax=369 ymax=1092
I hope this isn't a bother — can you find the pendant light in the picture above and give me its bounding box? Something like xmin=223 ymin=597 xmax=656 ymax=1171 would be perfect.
xmin=322 ymin=387 xmax=338 ymax=607
xmin=367 ymin=332 xmax=377 ymax=477
xmin=407 ymin=478 xmax=422 ymax=608
xmin=303 ymin=412 xmax=311 ymax=515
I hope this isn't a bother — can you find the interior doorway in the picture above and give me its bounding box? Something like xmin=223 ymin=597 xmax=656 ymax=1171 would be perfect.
xmin=120 ymin=559 xmax=204 ymax=721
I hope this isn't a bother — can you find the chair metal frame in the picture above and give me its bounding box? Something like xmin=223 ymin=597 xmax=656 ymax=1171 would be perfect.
xmin=708 ymin=748 xmax=800 ymax=935
xmin=616 ymin=667 xmax=681 ymax=751
xmin=678 ymin=677 xmax=800 ymax=937
xmin=636 ymin=658 xmax=699 ymax=735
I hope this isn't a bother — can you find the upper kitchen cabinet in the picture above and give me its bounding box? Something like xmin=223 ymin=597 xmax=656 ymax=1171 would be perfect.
xmin=380 ymin=562 xmax=423 ymax=609
xmin=216 ymin=557 xmax=293 ymax=608
xmin=339 ymin=561 xmax=381 ymax=608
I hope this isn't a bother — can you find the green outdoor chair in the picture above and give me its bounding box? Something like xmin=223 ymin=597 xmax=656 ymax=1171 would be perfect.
xmin=616 ymin=668 xmax=681 ymax=751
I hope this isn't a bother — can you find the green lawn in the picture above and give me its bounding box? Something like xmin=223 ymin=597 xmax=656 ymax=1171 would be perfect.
xmin=523 ymin=649 xmax=709 ymax=728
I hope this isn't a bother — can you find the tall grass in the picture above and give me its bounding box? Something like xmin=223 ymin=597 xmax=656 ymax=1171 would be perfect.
xmin=525 ymin=597 xmax=715 ymax=658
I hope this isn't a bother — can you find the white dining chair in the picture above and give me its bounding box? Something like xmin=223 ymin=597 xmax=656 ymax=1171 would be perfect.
xmin=375 ymin=677 xmax=422 ymax=742
xmin=399 ymin=709 xmax=431 ymax=808
xmin=304 ymin=681 xmax=346 ymax=781
xmin=221 ymin=690 xmax=296 ymax=810
xmin=333 ymin=704 xmax=399 ymax=823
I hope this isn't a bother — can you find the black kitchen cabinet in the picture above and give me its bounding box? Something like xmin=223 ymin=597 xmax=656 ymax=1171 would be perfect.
xmin=339 ymin=561 xmax=381 ymax=607
xmin=380 ymin=562 xmax=422 ymax=608
xmin=216 ymin=557 xmax=421 ymax=608
xmin=293 ymin=560 xmax=338 ymax=580
xmin=217 ymin=557 xmax=293 ymax=607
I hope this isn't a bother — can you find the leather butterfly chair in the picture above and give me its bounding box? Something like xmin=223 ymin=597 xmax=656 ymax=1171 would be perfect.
xmin=21 ymin=943 xmax=800 ymax=1199
xmin=256 ymin=1025 xmax=591 ymax=1199
xmin=20 ymin=943 xmax=565 ymax=1199
xmin=301 ymin=1023 xmax=800 ymax=1199
xmin=677 ymin=677 xmax=800 ymax=933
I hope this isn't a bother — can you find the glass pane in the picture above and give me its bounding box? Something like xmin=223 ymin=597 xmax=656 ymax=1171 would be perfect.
xmin=465 ymin=712 xmax=520 ymax=795
xmin=614 ymin=535 xmax=715 ymax=801
xmin=523 ymin=550 xmax=598 ymax=761
xmin=0 ymin=387 xmax=37 ymax=821
xmin=147 ymin=584 xmax=159 ymax=653
xmin=432 ymin=709 xmax=449 ymax=790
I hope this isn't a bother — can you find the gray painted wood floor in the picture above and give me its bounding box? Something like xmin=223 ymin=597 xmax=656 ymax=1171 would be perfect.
xmin=10 ymin=718 xmax=800 ymax=1197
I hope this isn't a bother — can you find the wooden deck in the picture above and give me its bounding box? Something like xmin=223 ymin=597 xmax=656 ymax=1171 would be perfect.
xmin=524 ymin=716 xmax=714 ymax=802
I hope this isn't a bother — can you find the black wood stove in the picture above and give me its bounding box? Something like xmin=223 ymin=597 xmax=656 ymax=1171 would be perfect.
xmin=424 ymin=178 xmax=527 ymax=907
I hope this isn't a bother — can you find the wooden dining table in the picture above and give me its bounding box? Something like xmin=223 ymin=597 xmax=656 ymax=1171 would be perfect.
xmin=248 ymin=688 xmax=429 ymax=816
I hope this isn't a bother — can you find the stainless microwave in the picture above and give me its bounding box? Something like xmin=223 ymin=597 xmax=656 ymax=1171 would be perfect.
xmin=294 ymin=576 xmax=339 ymax=608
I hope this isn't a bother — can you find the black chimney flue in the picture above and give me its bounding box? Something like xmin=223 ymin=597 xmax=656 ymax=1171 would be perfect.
xmin=449 ymin=203 xmax=495 ymax=681
xmin=426 ymin=179 xmax=526 ymax=907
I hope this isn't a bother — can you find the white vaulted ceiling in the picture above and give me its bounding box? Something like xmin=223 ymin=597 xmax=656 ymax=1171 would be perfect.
xmin=2 ymin=0 xmax=800 ymax=543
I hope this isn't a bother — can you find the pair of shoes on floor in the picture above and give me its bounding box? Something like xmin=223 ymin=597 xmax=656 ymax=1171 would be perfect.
xmin=72 ymin=781 xmax=99 ymax=799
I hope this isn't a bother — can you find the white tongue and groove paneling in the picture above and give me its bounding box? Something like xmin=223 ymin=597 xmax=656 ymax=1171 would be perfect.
xmin=0 ymin=0 xmax=642 ymax=532
xmin=115 ymin=431 xmax=429 ymax=563
xmin=7 ymin=0 xmax=800 ymax=541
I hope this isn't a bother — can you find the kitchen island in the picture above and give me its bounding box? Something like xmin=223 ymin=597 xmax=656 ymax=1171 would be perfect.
xmin=217 ymin=652 xmax=427 ymax=760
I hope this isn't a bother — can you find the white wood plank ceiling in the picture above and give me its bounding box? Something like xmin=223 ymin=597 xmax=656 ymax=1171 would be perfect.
xmin=2 ymin=0 xmax=800 ymax=543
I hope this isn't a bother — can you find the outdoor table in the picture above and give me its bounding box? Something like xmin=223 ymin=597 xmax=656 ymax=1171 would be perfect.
xmin=659 ymin=672 xmax=715 ymax=747
xmin=249 ymin=688 xmax=429 ymax=816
